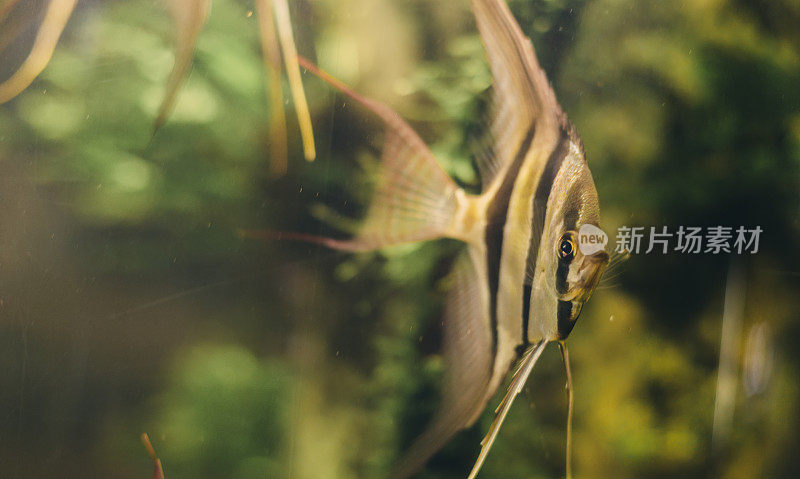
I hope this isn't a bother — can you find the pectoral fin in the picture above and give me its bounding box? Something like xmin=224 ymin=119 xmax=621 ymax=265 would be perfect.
xmin=467 ymin=340 xmax=548 ymax=479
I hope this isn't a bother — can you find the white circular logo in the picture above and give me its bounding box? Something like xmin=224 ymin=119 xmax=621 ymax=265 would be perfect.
xmin=578 ymin=224 xmax=608 ymax=255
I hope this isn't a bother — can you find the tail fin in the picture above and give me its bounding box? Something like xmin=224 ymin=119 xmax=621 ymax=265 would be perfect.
xmin=297 ymin=57 xmax=462 ymax=251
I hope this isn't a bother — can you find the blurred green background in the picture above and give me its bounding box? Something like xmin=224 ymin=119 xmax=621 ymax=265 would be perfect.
xmin=1 ymin=0 xmax=799 ymax=478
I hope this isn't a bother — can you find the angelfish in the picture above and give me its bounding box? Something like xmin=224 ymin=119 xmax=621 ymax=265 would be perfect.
xmin=283 ymin=0 xmax=609 ymax=477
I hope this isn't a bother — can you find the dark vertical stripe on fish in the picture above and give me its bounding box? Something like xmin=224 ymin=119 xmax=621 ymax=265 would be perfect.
xmin=520 ymin=130 xmax=569 ymax=343
xmin=555 ymin=259 xmax=569 ymax=295
xmin=521 ymin=284 xmax=532 ymax=346
xmin=485 ymin=126 xmax=537 ymax=355
xmin=557 ymin=300 xmax=575 ymax=337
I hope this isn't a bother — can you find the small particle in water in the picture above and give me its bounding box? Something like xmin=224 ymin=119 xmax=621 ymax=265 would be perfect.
xmin=246 ymin=10 xmax=253 ymax=17
xmin=609 ymin=315 xmax=614 ymax=322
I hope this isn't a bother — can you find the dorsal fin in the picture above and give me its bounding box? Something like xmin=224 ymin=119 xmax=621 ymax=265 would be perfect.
xmin=471 ymin=0 xmax=564 ymax=190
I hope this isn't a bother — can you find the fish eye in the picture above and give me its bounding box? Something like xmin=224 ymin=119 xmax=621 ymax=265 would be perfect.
xmin=558 ymin=234 xmax=575 ymax=260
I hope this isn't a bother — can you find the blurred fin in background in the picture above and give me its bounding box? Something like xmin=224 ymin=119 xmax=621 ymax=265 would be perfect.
xmin=159 ymin=0 xmax=318 ymax=167
xmin=141 ymin=433 xmax=165 ymax=479
xmin=269 ymin=0 xmax=315 ymax=163
xmin=0 ymin=0 xmax=77 ymax=103
xmin=155 ymin=0 xmax=211 ymax=132
xmin=743 ymin=321 xmax=773 ymax=397
xmin=0 ymin=0 xmax=315 ymax=173
xmin=256 ymin=0 xmax=288 ymax=175
xmin=712 ymin=259 xmax=746 ymax=452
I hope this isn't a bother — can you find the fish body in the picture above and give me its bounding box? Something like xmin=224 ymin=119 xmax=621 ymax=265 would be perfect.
xmin=293 ymin=0 xmax=609 ymax=477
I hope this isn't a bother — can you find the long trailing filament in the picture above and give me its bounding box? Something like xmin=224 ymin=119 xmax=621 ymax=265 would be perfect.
xmin=255 ymin=0 xmax=288 ymax=175
xmin=559 ymin=340 xmax=574 ymax=479
xmin=270 ymin=0 xmax=316 ymax=162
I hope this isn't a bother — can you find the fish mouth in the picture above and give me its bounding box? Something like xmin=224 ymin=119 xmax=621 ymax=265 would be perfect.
xmin=558 ymin=250 xmax=609 ymax=303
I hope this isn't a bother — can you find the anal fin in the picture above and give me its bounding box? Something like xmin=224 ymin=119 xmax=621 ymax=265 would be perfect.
xmin=390 ymin=251 xmax=494 ymax=478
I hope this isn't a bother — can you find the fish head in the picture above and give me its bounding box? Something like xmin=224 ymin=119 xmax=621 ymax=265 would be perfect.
xmin=551 ymin=225 xmax=609 ymax=338
xmin=530 ymin=140 xmax=609 ymax=340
